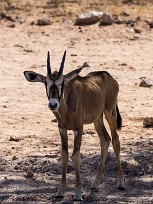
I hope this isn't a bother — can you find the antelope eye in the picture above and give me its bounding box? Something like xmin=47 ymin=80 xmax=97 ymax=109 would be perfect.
xmin=55 ymin=82 xmax=62 ymax=86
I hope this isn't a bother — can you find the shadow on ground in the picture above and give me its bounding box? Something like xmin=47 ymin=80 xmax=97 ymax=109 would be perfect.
xmin=0 ymin=142 xmax=152 ymax=203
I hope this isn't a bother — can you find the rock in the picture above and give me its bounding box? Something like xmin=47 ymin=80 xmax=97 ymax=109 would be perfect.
xmin=16 ymin=16 xmax=25 ymax=24
xmin=75 ymin=11 xmax=103 ymax=26
xmin=36 ymin=18 xmax=51 ymax=26
xmin=148 ymin=21 xmax=153 ymax=28
xmin=145 ymin=20 xmax=153 ymax=28
xmin=143 ymin=117 xmax=153 ymax=127
xmin=3 ymin=105 xmax=7 ymax=108
xmin=125 ymin=19 xmax=135 ymax=27
xmin=121 ymin=10 xmax=130 ymax=16
xmin=14 ymin=165 xmax=20 ymax=170
xmin=130 ymin=34 xmax=140 ymax=40
xmin=9 ymin=136 xmax=19 ymax=142
xmin=99 ymin=13 xmax=113 ymax=26
xmin=7 ymin=23 xmax=15 ymax=28
xmin=114 ymin=16 xmax=125 ymax=24
xmin=139 ymin=77 xmax=152 ymax=87
xmin=134 ymin=27 xmax=142 ymax=33
xmin=0 ymin=12 xmax=15 ymax=22
xmin=122 ymin=0 xmax=134 ymax=4
xmin=12 ymin=156 xmax=17 ymax=160
xmin=149 ymin=140 xmax=153 ymax=145
xmin=25 ymin=169 xmax=34 ymax=178
xmin=23 ymin=49 xmax=33 ymax=53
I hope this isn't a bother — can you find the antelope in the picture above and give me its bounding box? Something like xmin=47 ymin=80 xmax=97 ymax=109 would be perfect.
xmin=24 ymin=51 xmax=125 ymax=201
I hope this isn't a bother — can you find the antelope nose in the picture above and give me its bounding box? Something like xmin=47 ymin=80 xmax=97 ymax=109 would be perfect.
xmin=48 ymin=98 xmax=59 ymax=110
xmin=49 ymin=102 xmax=57 ymax=109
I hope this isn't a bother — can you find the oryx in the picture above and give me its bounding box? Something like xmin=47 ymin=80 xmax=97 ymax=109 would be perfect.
xmin=24 ymin=51 xmax=125 ymax=201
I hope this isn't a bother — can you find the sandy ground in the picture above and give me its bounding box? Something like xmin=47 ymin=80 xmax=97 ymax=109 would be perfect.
xmin=0 ymin=1 xmax=153 ymax=203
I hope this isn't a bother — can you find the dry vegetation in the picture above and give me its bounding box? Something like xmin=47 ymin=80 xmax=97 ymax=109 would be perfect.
xmin=0 ymin=0 xmax=153 ymax=22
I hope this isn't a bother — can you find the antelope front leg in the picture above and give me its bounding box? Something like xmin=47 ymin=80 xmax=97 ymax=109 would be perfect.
xmin=72 ymin=129 xmax=83 ymax=201
xmin=56 ymin=126 xmax=68 ymax=198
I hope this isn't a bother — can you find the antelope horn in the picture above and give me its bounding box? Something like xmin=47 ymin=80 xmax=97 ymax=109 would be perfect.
xmin=47 ymin=51 xmax=51 ymax=75
xmin=58 ymin=51 xmax=66 ymax=76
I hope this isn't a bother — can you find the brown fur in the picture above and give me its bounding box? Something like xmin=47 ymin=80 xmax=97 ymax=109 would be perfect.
xmin=53 ymin=71 xmax=125 ymax=200
xmin=24 ymin=66 xmax=125 ymax=201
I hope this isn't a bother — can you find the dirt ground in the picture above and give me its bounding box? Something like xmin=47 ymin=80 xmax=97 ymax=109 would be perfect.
xmin=0 ymin=0 xmax=153 ymax=203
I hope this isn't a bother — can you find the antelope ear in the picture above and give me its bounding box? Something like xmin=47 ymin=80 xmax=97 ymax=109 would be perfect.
xmin=64 ymin=62 xmax=88 ymax=84
xmin=24 ymin=71 xmax=46 ymax=83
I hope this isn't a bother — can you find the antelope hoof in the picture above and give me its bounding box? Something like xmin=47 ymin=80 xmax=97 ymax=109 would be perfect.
xmin=56 ymin=190 xmax=64 ymax=198
xmin=73 ymin=194 xmax=83 ymax=201
xmin=91 ymin=179 xmax=101 ymax=190
xmin=90 ymin=183 xmax=98 ymax=190
xmin=118 ymin=186 xmax=126 ymax=190
xmin=117 ymin=178 xmax=125 ymax=190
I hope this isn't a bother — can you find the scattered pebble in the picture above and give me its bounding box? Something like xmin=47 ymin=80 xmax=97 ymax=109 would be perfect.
xmin=121 ymin=10 xmax=130 ymax=16
xmin=143 ymin=117 xmax=153 ymax=127
xmin=7 ymin=23 xmax=15 ymax=28
xmin=0 ymin=12 xmax=15 ymax=22
xmin=25 ymin=169 xmax=34 ymax=178
xmin=99 ymin=13 xmax=113 ymax=26
xmin=23 ymin=49 xmax=33 ymax=53
xmin=130 ymin=34 xmax=140 ymax=40
xmin=139 ymin=77 xmax=152 ymax=87
xmin=9 ymin=136 xmax=19 ymax=142
xmin=134 ymin=27 xmax=142 ymax=33
xmin=75 ymin=11 xmax=103 ymax=26
xmin=12 ymin=156 xmax=17 ymax=160
xmin=36 ymin=18 xmax=51 ymax=26
xmin=149 ymin=140 xmax=153 ymax=145
xmin=114 ymin=16 xmax=125 ymax=24
xmin=3 ymin=105 xmax=7 ymax=108
xmin=147 ymin=21 xmax=153 ymax=28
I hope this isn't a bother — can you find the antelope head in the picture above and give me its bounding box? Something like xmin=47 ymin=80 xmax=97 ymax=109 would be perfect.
xmin=24 ymin=51 xmax=86 ymax=111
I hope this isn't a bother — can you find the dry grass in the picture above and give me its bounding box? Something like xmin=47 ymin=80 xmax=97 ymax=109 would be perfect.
xmin=0 ymin=0 xmax=153 ymax=21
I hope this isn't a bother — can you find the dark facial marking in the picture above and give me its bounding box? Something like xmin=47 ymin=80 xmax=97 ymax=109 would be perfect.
xmin=49 ymin=84 xmax=59 ymax=98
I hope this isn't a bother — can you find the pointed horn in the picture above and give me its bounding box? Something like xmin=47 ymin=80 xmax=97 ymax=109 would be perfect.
xmin=58 ymin=51 xmax=66 ymax=76
xmin=47 ymin=51 xmax=51 ymax=75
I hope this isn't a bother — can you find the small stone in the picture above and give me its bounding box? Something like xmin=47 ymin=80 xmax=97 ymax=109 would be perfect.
xmin=143 ymin=117 xmax=153 ymax=127
xmin=147 ymin=21 xmax=153 ymax=28
xmin=99 ymin=13 xmax=113 ymax=26
xmin=9 ymin=136 xmax=19 ymax=142
xmin=30 ymin=21 xmax=35 ymax=25
xmin=16 ymin=16 xmax=24 ymax=24
xmin=122 ymin=0 xmax=133 ymax=4
xmin=7 ymin=23 xmax=15 ymax=28
xmin=121 ymin=10 xmax=130 ymax=16
xmin=134 ymin=27 xmax=142 ymax=33
xmin=25 ymin=169 xmax=34 ymax=178
xmin=139 ymin=77 xmax=152 ymax=87
xmin=114 ymin=16 xmax=125 ymax=24
xmin=36 ymin=18 xmax=51 ymax=26
xmin=12 ymin=156 xmax=17 ymax=160
xmin=125 ymin=19 xmax=135 ymax=26
xmin=75 ymin=11 xmax=103 ymax=26
xmin=23 ymin=49 xmax=33 ymax=53
xmin=130 ymin=34 xmax=140 ymax=40
xmin=149 ymin=140 xmax=153 ymax=145
xmin=14 ymin=165 xmax=20 ymax=170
